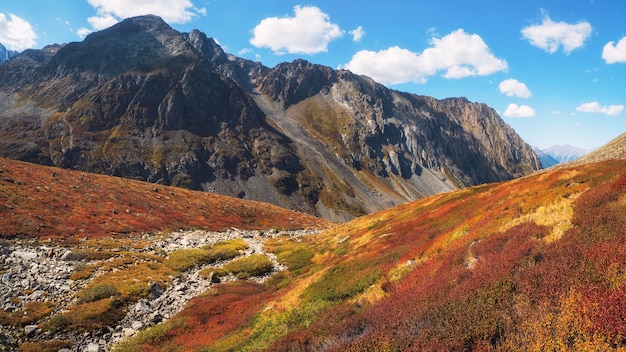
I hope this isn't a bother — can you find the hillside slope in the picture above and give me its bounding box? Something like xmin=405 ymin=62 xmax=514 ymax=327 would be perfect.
xmin=122 ymin=158 xmax=626 ymax=351
xmin=568 ymin=131 xmax=626 ymax=167
xmin=0 ymin=157 xmax=328 ymax=238
xmin=0 ymin=15 xmax=540 ymax=221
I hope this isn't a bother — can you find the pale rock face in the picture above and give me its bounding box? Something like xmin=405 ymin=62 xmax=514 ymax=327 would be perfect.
xmin=0 ymin=15 xmax=540 ymax=221
xmin=0 ymin=43 xmax=18 ymax=64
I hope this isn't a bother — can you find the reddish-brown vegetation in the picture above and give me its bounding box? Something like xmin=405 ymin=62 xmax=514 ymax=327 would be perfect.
xmin=132 ymin=159 xmax=626 ymax=351
xmin=138 ymin=281 xmax=273 ymax=351
xmin=0 ymin=158 xmax=329 ymax=238
xmin=4 ymin=155 xmax=626 ymax=351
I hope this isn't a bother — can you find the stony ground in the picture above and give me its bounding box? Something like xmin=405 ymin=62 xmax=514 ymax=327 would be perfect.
xmin=0 ymin=228 xmax=318 ymax=351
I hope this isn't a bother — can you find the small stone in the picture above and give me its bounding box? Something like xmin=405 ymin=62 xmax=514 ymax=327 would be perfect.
xmin=150 ymin=313 xmax=163 ymax=324
xmin=85 ymin=342 xmax=100 ymax=352
xmin=131 ymin=321 xmax=143 ymax=330
xmin=24 ymin=325 xmax=38 ymax=337
xmin=149 ymin=282 xmax=165 ymax=300
xmin=209 ymin=272 xmax=221 ymax=284
xmin=134 ymin=300 xmax=150 ymax=313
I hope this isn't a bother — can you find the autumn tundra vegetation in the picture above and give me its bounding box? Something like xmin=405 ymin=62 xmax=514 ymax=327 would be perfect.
xmin=1 ymin=157 xmax=626 ymax=351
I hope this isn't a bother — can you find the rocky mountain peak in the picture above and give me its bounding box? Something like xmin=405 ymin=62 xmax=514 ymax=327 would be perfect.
xmin=0 ymin=17 xmax=541 ymax=221
xmin=83 ymin=15 xmax=178 ymax=46
xmin=258 ymin=59 xmax=338 ymax=108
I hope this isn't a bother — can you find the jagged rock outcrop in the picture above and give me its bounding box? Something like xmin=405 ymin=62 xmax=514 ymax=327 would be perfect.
xmin=0 ymin=43 xmax=19 ymax=64
xmin=0 ymin=15 xmax=540 ymax=221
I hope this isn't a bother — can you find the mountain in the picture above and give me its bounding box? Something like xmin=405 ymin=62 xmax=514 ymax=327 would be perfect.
xmin=542 ymin=144 xmax=589 ymax=163
xmin=532 ymin=146 xmax=560 ymax=168
xmin=0 ymin=15 xmax=541 ymax=221
xmin=0 ymin=43 xmax=18 ymax=64
xmin=2 ymin=149 xmax=624 ymax=351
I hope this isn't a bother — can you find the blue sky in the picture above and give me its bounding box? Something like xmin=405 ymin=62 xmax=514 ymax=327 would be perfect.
xmin=1 ymin=0 xmax=625 ymax=150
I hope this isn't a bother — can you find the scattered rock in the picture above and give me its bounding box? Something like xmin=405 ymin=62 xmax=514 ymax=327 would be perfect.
xmin=0 ymin=228 xmax=319 ymax=351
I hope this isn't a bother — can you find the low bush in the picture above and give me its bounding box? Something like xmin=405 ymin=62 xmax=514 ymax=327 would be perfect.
xmin=77 ymin=283 xmax=119 ymax=304
xmin=166 ymin=239 xmax=249 ymax=272
xmin=19 ymin=340 xmax=72 ymax=352
xmin=304 ymin=258 xmax=382 ymax=302
xmin=70 ymin=263 xmax=97 ymax=280
xmin=112 ymin=318 xmax=184 ymax=352
xmin=43 ymin=314 xmax=68 ymax=333
xmin=62 ymin=298 xmax=126 ymax=331
xmin=223 ymin=255 xmax=274 ymax=279
xmin=198 ymin=267 xmax=227 ymax=279
xmin=266 ymin=240 xmax=315 ymax=273
xmin=0 ymin=301 xmax=54 ymax=326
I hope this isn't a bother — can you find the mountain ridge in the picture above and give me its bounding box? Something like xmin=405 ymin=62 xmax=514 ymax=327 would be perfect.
xmin=542 ymin=144 xmax=590 ymax=163
xmin=0 ymin=15 xmax=541 ymax=221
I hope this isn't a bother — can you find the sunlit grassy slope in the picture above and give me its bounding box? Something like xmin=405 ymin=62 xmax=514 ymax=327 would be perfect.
xmin=0 ymin=157 xmax=328 ymax=238
xmin=122 ymin=158 xmax=626 ymax=351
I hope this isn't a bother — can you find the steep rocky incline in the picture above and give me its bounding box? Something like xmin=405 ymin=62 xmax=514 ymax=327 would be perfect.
xmin=0 ymin=15 xmax=540 ymax=221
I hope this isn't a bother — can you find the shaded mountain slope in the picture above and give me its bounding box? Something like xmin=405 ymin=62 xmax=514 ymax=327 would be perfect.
xmin=125 ymin=157 xmax=626 ymax=351
xmin=0 ymin=157 xmax=328 ymax=238
xmin=0 ymin=16 xmax=540 ymax=221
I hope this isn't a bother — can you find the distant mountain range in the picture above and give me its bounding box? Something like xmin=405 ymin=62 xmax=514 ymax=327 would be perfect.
xmin=0 ymin=43 xmax=19 ymax=64
xmin=533 ymin=144 xmax=590 ymax=168
xmin=542 ymin=144 xmax=590 ymax=163
xmin=0 ymin=15 xmax=541 ymax=221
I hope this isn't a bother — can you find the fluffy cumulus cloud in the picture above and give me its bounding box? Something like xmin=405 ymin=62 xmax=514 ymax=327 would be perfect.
xmin=499 ymin=79 xmax=532 ymax=98
xmin=521 ymin=15 xmax=592 ymax=54
xmin=250 ymin=5 xmax=343 ymax=55
xmin=602 ymin=36 xmax=626 ymax=64
xmin=0 ymin=13 xmax=37 ymax=51
xmin=504 ymin=104 xmax=536 ymax=118
xmin=344 ymin=29 xmax=507 ymax=85
xmin=576 ymin=102 xmax=624 ymax=116
xmin=78 ymin=0 xmax=206 ymax=37
xmin=350 ymin=26 xmax=365 ymax=42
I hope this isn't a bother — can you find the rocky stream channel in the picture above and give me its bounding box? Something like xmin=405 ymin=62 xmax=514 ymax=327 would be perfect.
xmin=0 ymin=229 xmax=318 ymax=351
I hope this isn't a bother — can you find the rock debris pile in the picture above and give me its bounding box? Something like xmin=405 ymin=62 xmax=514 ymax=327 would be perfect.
xmin=0 ymin=228 xmax=318 ymax=351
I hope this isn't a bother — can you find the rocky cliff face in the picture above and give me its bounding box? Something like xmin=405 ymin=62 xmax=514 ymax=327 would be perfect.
xmin=0 ymin=15 xmax=540 ymax=221
xmin=0 ymin=43 xmax=19 ymax=64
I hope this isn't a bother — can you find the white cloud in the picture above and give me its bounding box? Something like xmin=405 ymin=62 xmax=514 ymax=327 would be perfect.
xmin=78 ymin=0 xmax=205 ymax=37
xmin=499 ymin=79 xmax=532 ymax=98
xmin=344 ymin=46 xmax=426 ymax=84
xmin=343 ymin=29 xmax=507 ymax=85
xmin=250 ymin=6 xmax=343 ymax=55
xmin=576 ymin=101 xmax=624 ymax=116
xmin=0 ymin=13 xmax=37 ymax=51
xmin=521 ymin=15 xmax=592 ymax=54
xmin=602 ymin=36 xmax=626 ymax=64
xmin=238 ymin=48 xmax=251 ymax=55
xmin=504 ymin=104 xmax=536 ymax=118
xmin=350 ymin=26 xmax=365 ymax=42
